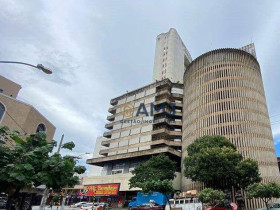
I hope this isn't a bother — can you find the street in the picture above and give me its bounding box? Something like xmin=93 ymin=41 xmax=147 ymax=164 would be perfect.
xmin=31 ymin=206 xmax=127 ymax=210
xmin=32 ymin=206 xmax=77 ymax=210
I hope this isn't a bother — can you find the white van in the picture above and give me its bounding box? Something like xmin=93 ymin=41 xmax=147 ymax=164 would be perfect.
xmin=165 ymin=198 xmax=202 ymax=210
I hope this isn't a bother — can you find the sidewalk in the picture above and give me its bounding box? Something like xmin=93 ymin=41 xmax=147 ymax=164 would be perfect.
xmin=32 ymin=206 xmax=77 ymax=210
xmin=32 ymin=206 xmax=128 ymax=210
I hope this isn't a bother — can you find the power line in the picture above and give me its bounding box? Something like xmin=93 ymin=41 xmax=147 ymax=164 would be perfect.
xmin=271 ymin=120 xmax=280 ymax=125
xmin=270 ymin=113 xmax=280 ymax=118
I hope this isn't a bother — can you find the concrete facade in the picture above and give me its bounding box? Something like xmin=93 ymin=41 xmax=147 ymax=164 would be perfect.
xmin=0 ymin=75 xmax=21 ymax=98
xmin=85 ymin=29 xmax=279 ymax=209
xmin=88 ymin=136 xmax=107 ymax=176
xmin=153 ymin=28 xmax=192 ymax=84
xmin=0 ymin=76 xmax=55 ymax=142
xmin=182 ymin=48 xmax=280 ymax=209
xmin=86 ymin=79 xmax=184 ymax=191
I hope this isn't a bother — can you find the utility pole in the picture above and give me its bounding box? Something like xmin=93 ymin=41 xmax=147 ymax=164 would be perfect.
xmin=57 ymin=134 xmax=64 ymax=154
xmin=40 ymin=134 xmax=64 ymax=210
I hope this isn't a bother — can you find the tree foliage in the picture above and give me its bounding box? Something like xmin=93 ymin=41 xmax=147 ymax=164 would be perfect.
xmin=246 ymin=182 xmax=280 ymax=210
xmin=184 ymin=135 xmax=261 ymax=190
xmin=187 ymin=135 xmax=237 ymax=156
xmin=0 ymin=126 xmax=86 ymax=209
xmin=198 ymin=188 xmax=225 ymax=206
xmin=0 ymin=128 xmax=55 ymax=192
xmin=129 ymin=154 xmax=177 ymax=205
xmin=61 ymin=141 xmax=75 ymax=150
xmin=236 ymin=158 xmax=262 ymax=189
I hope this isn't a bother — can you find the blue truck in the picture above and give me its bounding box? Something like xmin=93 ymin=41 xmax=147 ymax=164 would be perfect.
xmin=129 ymin=192 xmax=170 ymax=208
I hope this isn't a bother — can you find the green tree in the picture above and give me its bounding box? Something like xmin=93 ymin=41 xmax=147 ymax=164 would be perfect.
xmin=0 ymin=126 xmax=86 ymax=210
xmin=198 ymin=188 xmax=225 ymax=207
xmin=129 ymin=154 xmax=177 ymax=206
xmin=246 ymin=182 xmax=280 ymax=210
xmin=184 ymin=135 xmax=261 ymax=191
xmin=236 ymin=158 xmax=262 ymax=189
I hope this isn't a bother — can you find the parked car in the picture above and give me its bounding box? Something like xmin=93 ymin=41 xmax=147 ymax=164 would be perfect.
xmin=81 ymin=204 xmax=93 ymax=209
xmin=81 ymin=202 xmax=107 ymax=210
xmin=74 ymin=201 xmax=88 ymax=207
xmin=129 ymin=192 xmax=170 ymax=208
xmin=165 ymin=198 xmax=202 ymax=210
xmin=131 ymin=203 xmax=164 ymax=210
xmin=204 ymin=202 xmax=237 ymax=210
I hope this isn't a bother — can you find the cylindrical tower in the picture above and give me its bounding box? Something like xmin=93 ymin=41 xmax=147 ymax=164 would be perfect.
xmin=182 ymin=48 xmax=280 ymax=207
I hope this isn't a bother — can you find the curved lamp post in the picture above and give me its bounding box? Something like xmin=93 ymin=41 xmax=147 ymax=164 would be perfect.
xmin=0 ymin=61 xmax=52 ymax=210
xmin=74 ymin=152 xmax=91 ymax=159
xmin=0 ymin=61 xmax=53 ymax=74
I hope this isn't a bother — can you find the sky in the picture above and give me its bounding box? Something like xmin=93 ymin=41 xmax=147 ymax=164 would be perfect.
xmin=0 ymin=0 xmax=280 ymax=171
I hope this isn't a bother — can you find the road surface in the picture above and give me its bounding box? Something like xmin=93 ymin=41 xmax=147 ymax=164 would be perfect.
xmin=32 ymin=206 xmax=77 ymax=210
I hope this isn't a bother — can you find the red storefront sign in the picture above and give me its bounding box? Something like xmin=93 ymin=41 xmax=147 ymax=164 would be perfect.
xmin=80 ymin=183 xmax=120 ymax=196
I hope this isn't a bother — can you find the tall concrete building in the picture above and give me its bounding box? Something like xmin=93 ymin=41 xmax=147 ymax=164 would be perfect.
xmin=0 ymin=75 xmax=56 ymax=142
xmin=153 ymin=28 xmax=192 ymax=83
xmin=84 ymin=29 xmax=191 ymax=206
xmin=182 ymin=48 xmax=280 ymax=209
xmin=84 ymin=29 xmax=279 ymax=209
xmin=84 ymin=79 xmax=183 ymax=206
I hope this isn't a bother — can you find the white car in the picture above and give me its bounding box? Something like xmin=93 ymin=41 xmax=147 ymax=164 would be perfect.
xmin=81 ymin=203 xmax=98 ymax=209
xmin=82 ymin=202 xmax=107 ymax=210
xmin=74 ymin=202 xmax=88 ymax=207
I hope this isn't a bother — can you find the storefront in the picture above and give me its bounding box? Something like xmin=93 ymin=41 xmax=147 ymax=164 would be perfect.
xmin=80 ymin=183 xmax=137 ymax=207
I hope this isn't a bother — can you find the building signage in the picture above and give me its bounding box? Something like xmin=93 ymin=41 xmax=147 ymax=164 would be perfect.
xmin=121 ymin=102 xmax=176 ymax=118
xmin=80 ymin=183 xmax=120 ymax=196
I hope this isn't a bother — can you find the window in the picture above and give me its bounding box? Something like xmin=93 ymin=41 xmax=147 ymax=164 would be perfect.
xmin=112 ymin=163 xmax=125 ymax=174
xmin=129 ymin=161 xmax=141 ymax=172
xmin=112 ymin=163 xmax=125 ymax=170
xmin=36 ymin=123 xmax=46 ymax=133
xmin=112 ymin=169 xmax=123 ymax=175
xmin=0 ymin=102 xmax=5 ymax=122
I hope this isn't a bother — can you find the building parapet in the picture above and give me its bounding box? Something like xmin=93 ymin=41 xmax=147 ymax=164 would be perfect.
xmin=110 ymin=79 xmax=183 ymax=105
xmin=87 ymin=146 xmax=181 ymax=166
xmin=99 ymin=139 xmax=182 ymax=155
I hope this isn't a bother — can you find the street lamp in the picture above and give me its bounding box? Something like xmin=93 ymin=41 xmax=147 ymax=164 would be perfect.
xmin=74 ymin=152 xmax=91 ymax=159
xmin=0 ymin=61 xmax=53 ymax=74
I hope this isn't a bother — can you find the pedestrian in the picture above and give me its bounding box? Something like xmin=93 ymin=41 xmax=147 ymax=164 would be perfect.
xmin=50 ymin=201 xmax=53 ymax=209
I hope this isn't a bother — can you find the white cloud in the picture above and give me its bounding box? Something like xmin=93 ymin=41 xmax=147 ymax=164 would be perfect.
xmin=1 ymin=0 xmax=280 ymax=169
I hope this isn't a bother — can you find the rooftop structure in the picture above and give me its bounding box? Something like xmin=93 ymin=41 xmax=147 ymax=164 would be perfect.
xmin=153 ymin=28 xmax=192 ymax=84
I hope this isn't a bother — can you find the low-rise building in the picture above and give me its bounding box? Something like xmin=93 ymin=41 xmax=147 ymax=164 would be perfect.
xmin=0 ymin=75 xmax=55 ymax=141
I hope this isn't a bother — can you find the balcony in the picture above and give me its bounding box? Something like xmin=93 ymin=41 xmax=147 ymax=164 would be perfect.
xmin=103 ymin=131 xmax=112 ymax=138
xmin=107 ymin=115 xmax=115 ymax=121
xmin=110 ymin=99 xmax=118 ymax=106
xmin=156 ymin=89 xmax=171 ymax=97
xmin=101 ymin=138 xmax=110 ymax=147
xmin=152 ymin=108 xmax=183 ymax=117
xmin=105 ymin=123 xmax=113 ymax=130
xmin=153 ymin=118 xmax=182 ymax=127
xmin=172 ymin=93 xmax=183 ymax=99
xmin=169 ymin=120 xmax=182 ymax=126
xmin=152 ymin=128 xmax=182 ymax=138
xmin=87 ymin=146 xmax=181 ymax=166
xmin=108 ymin=106 xmax=116 ymax=114
xmin=99 ymin=139 xmax=182 ymax=156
